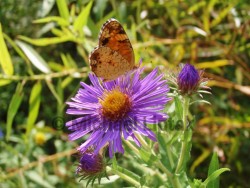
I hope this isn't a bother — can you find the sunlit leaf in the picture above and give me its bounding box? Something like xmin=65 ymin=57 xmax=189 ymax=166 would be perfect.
xmin=16 ymin=40 xmax=51 ymax=73
xmin=0 ymin=79 xmax=12 ymax=86
xmin=196 ymin=60 xmax=232 ymax=69
xmin=3 ymin=33 xmax=33 ymax=74
xmin=73 ymin=1 xmax=93 ymax=32
xmin=26 ymin=81 xmax=42 ymax=137
xmin=33 ymin=16 xmax=69 ymax=26
xmin=17 ymin=35 xmax=75 ymax=46
xmin=61 ymin=76 xmax=73 ymax=89
xmin=188 ymin=1 xmax=206 ymax=14
xmin=56 ymin=0 xmax=69 ymax=20
xmin=48 ymin=62 xmax=64 ymax=72
xmin=6 ymin=83 xmax=24 ymax=140
xmin=37 ymin=0 xmax=55 ymax=18
xmin=211 ymin=4 xmax=235 ymax=27
xmin=0 ymin=24 xmax=14 ymax=75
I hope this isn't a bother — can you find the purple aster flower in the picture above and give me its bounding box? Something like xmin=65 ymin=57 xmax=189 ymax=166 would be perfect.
xmin=76 ymin=150 xmax=105 ymax=177
xmin=66 ymin=67 xmax=171 ymax=157
xmin=177 ymin=63 xmax=203 ymax=95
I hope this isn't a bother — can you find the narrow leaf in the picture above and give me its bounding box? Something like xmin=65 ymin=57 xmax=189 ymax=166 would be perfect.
xmin=61 ymin=76 xmax=73 ymax=89
xmin=0 ymin=24 xmax=14 ymax=75
xmin=17 ymin=35 xmax=74 ymax=46
xmin=56 ymin=0 xmax=69 ymax=20
xmin=26 ymin=81 xmax=42 ymax=137
xmin=203 ymin=168 xmax=230 ymax=187
xmin=45 ymin=79 xmax=62 ymax=105
xmin=37 ymin=0 xmax=56 ymax=18
xmin=196 ymin=60 xmax=232 ymax=69
xmin=112 ymin=155 xmax=118 ymax=170
xmin=33 ymin=16 xmax=69 ymax=26
xmin=116 ymin=166 xmax=140 ymax=182
xmin=26 ymin=171 xmax=54 ymax=188
xmin=73 ymin=1 xmax=93 ymax=31
xmin=6 ymin=83 xmax=24 ymax=140
xmin=207 ymin=152 xmax=219 ymax=188
xmin=211 ymin=5 xmax=234 ymax=27
xmin=139 ymin=148 xmax=157 ymax=166
xmin=174 ymin=96 xmax=183 ymax=120
xmin=0 ymin=80 xmax=12 ymax=86
xmin=3 ymin=33 xmax=33 ymax=73
xmin=16 ymin=40 xmax=51 ymax=73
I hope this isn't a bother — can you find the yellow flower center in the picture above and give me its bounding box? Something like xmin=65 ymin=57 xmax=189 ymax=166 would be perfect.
xmin=100 ymin=88 xmax=131 ymax=121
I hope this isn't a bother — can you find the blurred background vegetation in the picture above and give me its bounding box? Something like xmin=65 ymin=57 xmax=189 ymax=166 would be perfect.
xmin=0 ymin=0 xmax=249 ymax=187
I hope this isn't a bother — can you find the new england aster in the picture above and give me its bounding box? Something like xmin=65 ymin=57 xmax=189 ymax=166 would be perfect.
xmin=66 ymin=67 xmax=171 ymax=157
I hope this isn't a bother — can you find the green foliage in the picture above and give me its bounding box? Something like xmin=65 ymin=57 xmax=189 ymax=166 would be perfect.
xmin=1 ymin=0 xmax=250 ymax=187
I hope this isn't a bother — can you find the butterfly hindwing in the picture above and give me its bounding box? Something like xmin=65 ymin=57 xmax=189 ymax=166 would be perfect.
xmin=90 ymin=46 xmax=133 ymax=81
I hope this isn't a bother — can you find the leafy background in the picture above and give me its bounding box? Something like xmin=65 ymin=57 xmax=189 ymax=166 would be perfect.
xmin=0 ymin=0 xmax=250 ymax=187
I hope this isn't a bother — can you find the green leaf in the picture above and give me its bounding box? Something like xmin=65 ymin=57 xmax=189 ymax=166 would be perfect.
xmin=33 ymin=16 xmax=69 ymax=26
xmin=174 ymin=96 xmax=183 ymax=120
xmin=139 ymin=148 xmax=157 ymax=166
xmin=188 ymin=1 xmax=206 ymax=14
xmin=61 ymin=53 xmax=76 ymax=68
xmin=116 ymin=166 xmax=140 ymax=182
xmin=46 ymin=79 xmax=62 ymax=105
xmin=196 ymin=60 xmax=232 ymax=69
xmin=73 ymin=1 xmax=93 ymax=32
xmin=211 ymin=4 xmax=235 ymax=28
xmin=0 ymin=24 xmax=14 ymax=75
xmin=61 ymin=76 xmax=73 ymax=89
xmin=6 ymin=83 xmax=24 ymax=140
xmin=203 ymin=168 xmax=230 ymax=187
xmin=207 ymin=152 xmax=219 ymax=188
xmin=15 ymin=40 xmax=51 ymax=73
xmin=0 ymin=80 xmax=12 ymax=86
xmin=26 ymin=81 xmax=42 ymax=137
xmin=25 ymin=171 xmax=54 ymax=188
xmin=56 ymin=0 xmax=69 ymax=20
xmin=112 ymin=155 xmax=118 ymax=170
xmin=37 ymin=0 xmax=56 ymax=18
xmin=17 ymin=35 xmax=75 ymax=46
xmin=3 ymin=33 xmax=33 ymax=74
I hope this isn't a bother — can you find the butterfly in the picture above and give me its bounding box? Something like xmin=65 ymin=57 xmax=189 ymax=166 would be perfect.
xmin=89 ymin=18 xmax=135 ymax=81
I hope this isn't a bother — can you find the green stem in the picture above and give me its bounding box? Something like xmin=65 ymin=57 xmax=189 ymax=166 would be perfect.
xmin=135 ymin=133 xmax=152 ymax=152
xmin=124 ymin=139 xmax=140 ymax=156
xmin=0 ymin=67 xmax=87 ymax=81
xmin=175 ymin=96 xmax=190 ymax=174
xmin=106 ymin=166 xmax=146 ymax=188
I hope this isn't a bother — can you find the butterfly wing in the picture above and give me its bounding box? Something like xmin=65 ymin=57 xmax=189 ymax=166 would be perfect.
xmin=90 ymin=46 xmax=133 ymax=81
xmin=89 ymin=18 xmax=135 ymax=81
xmin=98 ymin=18 xmax=135 ymax=65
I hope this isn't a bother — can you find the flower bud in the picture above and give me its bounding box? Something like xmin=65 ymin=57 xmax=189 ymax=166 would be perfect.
xmin=76 ymin=151 xmax=105 ymax=177
xmin=177 ymin=63 xmax=200 ymax=95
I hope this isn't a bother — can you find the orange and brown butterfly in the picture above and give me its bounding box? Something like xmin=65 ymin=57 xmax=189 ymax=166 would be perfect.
xmin=89 ymin=18 xmax=136 ymax=81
